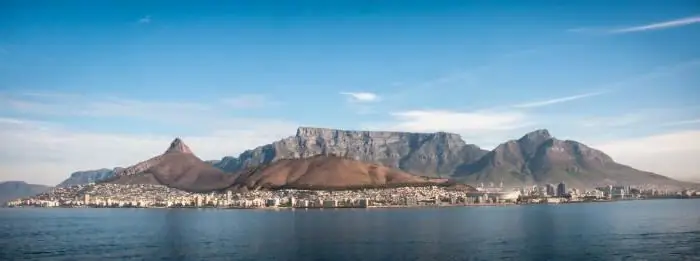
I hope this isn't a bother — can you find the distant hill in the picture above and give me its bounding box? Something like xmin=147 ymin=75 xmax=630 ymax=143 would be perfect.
xmin=229 ymin=155 xmax=449 ymax=190
xmin=58 ymin=168 xmax=116 ymax=187
xmin=0 ymin=181 xmax=52 ymax=205
xmin=104 ymin=138 xmax=237 ymax=192
xmin=453 ymin=129 xmax=686 ymax=188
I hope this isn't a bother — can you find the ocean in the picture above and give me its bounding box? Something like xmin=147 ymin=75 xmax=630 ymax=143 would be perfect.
xmin=1 ymin=199 xmax=699 ymax=260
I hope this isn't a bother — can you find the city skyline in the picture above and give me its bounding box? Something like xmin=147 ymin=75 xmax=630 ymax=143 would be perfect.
xmin=1 ymin=1 xmax=699 ymax=185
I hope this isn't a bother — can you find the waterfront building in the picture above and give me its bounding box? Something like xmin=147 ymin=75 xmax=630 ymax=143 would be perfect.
xmin=557 ymin=182 xmax=567 ymax=197
xmin=322 ymin=200 xmax=338 ymax=208
xmin=546 ymin=184 xmax=556 ymax=197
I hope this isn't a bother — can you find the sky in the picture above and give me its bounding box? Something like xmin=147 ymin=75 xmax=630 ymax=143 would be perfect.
xmin=1 ymin=0 xmax=699 ymax=185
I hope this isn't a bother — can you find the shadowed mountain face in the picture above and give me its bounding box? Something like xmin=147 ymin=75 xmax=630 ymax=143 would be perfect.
xmin=230 ymin=155 xmax=448 ymax=190
xmin=0 ymin=181 xmax=52 ymax=205
xmin=214 ymin=127 xmax=488 ymax=178
xmin=106 ymin=139 xmax=237 ymax=193
xmin=453 ymin=129 xmax=683 ymax=188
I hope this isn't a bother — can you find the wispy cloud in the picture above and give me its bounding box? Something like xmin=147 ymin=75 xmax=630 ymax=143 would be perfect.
xmin=592 ymin=130 xmax=700 ymax=181
xmin=512 ymin=90 xmax=608 ymax=109
xmin=662 ymin=118 xmax=700 ymax=126
xmin=340 ymin=92 xmax=380 ymax=103
xmin=222 ymin=94 xmax=279 ymax=108
xmin=371 ymin=109 xmax=531 ymax=133
xmin=138 ymin=15 xmax=151 ymax=24
xmin=610 ymin=15 xmax=700 ymax=34
xmin=578 ymin=114 xmax=643 ymax=128
xmin=0 ymin=117 xmax=297 ymax=185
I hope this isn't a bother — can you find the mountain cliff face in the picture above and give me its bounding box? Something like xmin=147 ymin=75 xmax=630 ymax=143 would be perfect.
xmin=214 ymin=127 xmax=488 ymax=177
xmin=453 ymin=129 xmax=681 ymax=188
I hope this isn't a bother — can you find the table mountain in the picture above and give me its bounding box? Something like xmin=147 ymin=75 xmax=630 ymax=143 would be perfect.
xmin=453 ymin=129 xmax=684 ymax=188
xmin=0 ymin=181 xmax=52 ymax=205
xmin=229 ymin=155 xmax=449 ymax=190
xmin=104 ymin=138 xmax=237 ymax=192
xmin=214 ymin=127 xmax=488 ymax=178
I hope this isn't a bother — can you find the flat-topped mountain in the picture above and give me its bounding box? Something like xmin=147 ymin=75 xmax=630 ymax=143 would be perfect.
xmin=230 ymin=155 xmax=448 ymax=190
xmin=214 ymin=127 xmax=488 ymax=178
xmin=453 ymin=129 xmax=684 ymax=188
xmin=105 ymin=139 xmax=237 ymax=192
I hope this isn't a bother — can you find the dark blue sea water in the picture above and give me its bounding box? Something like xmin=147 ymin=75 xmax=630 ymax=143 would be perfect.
xmin=1 ymin=199 xmax=699 ymax=261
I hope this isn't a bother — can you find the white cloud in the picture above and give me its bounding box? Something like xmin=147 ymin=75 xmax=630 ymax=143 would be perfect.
xmin=610 ymin=15 xmax=700 ymax=34
xmin=0 ymin=117 xmax=297 ymax=186
xmin=379 ymin=110 xmax=530 ymax=133
xmin=513 ymin=91 xmax=608 ymax=108
xmin=138 ymin=15 xmax=151 ymax=24
xmin=340 ymin=92 xmax=379 ymax=103
xmin=662 ymin=118 xmax=700 ymax=126
xmin=592 ymin=130 xmax=700 ymax=182
xmin=222 ymin=94 xmax=278 ymax=108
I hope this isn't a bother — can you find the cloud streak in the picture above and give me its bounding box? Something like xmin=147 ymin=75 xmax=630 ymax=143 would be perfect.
xmin=340 ymin=92 xmax=379 ymax=103
xmin=512 ymin=91 xmax=608 ymax=108
xmin=662 ymin=118 xmax=700 ymax=126
xmin=610 ymin=15 xmax=700 ymax=34
xmin=0 ymin=117 xmax=297 ymax=186
xmin=138 ymin=15 xmax=151 ymax=24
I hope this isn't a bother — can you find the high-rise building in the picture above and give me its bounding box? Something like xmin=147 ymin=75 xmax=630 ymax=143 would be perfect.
xmin=557 ymin=182 xmax=567 ymax=197
xmin=83 ymin=194 xmax=90 ymax=205
xmin=546 ymin=184 xmax=556 ymax=196
xmin=226 ymin=191 xmax=232 ymax=202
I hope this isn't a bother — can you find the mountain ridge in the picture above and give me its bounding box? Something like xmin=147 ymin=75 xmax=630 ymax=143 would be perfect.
xmin=55 ymin=127 xmax=691 ymax=189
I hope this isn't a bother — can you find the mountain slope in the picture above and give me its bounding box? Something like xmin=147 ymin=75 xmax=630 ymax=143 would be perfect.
xmin=453 ymin=129 xmax=683 ymax=188
xmin=58 ymin=168 xmax=116 ymax=187
xmin=230 ymin=155 xmax=448 ymax=190
xmin=104 ymin=138 xmax=237 ymax=192
xmin=215 ymin=127 xmax=488 ymax=177
xmin=0 ymin=181 xmax=52 ymax=205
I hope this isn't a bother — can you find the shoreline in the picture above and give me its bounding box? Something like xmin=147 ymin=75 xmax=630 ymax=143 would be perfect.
xmin=6 ymin=197 xmax=698 ymax=210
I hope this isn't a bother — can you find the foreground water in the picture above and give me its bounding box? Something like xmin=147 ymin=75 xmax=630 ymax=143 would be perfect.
xmin=1 ymin=199 xmax=699 ymax=261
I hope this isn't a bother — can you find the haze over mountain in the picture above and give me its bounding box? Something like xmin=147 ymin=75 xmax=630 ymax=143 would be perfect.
xmin=0 ymin=181 xmax=52 ymax=205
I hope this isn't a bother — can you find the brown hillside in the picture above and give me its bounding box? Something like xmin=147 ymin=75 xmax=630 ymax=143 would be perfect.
xmin=106 ymin=139 xmax=237 ymax=192
xmin=231 ymin=155 xmax=447 ymax=190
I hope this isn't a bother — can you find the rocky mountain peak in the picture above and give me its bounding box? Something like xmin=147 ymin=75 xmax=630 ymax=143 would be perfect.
xmin=164 ymin=137 xmax=193 ymax=154
xmin=519 ymin=129 xmax=552 ymax=142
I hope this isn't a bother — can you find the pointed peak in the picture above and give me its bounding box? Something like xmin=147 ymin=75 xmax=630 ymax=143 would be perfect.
xmin=164 ymin=137 xmax=193 ymax=154
xmin=519 ymin=129 xmax=552 ymax=141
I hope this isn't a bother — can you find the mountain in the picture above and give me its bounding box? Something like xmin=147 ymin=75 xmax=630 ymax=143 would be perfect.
xmin=453 ymin=129 xmax=684 ymax=188
xmin=58 ymin=168 xmax=116 ymax=187
xmin=0 ymin=181 xmax=52 ymax=205
xmin=104 ymin=138 xmax=237 ymax=192
xmin=229 ymin=155 xmax=449 ymax=190
xmin=214 ymin=127 xmax=488 ymax=178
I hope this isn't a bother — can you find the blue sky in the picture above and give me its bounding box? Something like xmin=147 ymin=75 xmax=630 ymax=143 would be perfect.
xmin=1 ymin=0 xmax=699 ymax=185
